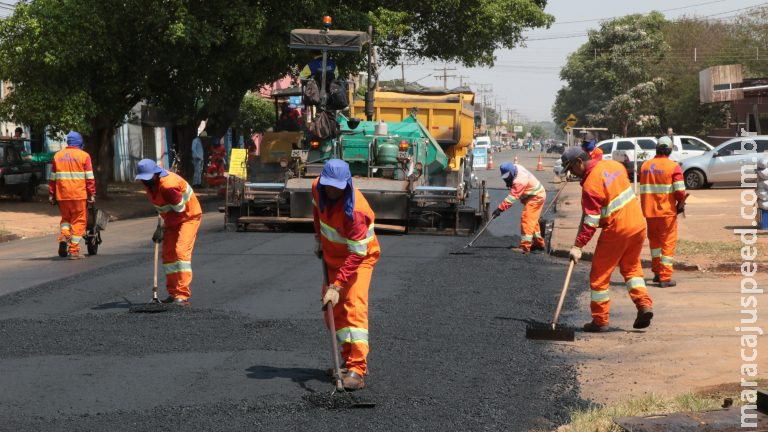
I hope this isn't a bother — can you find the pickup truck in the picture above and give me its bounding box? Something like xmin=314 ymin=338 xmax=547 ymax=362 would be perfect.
xmin=0 ymin=140 xmax=46 ymax=201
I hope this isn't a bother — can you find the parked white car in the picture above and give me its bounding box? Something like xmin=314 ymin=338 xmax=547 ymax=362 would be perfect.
xmin=596 ymin=135 xmax=713 ymax=163
xmin=474 ymin=136 xmax=491 ymax=150
xmin=680 ymin=135 xmax=768 ymax=189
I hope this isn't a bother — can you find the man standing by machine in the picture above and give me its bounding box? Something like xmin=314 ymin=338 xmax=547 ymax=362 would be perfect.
xmin=581 ymin=133 xmax=603 ymax=161
xmin=312 ymin=159 xmax=380 ymax=391
xmin=49 ymin=131 xmax=95 ymax=260
xmin=561 ymin=147 xmax=654 ymax=332
xmin=135 ymin=159 xmax=201 ymax=305
xmin=492 ymin=162 xmax=546 ymax=254
xmin=191 ymin=131 xmax=206 ymax=188
xmin=639 ymin=136 xmax=686 ymax=287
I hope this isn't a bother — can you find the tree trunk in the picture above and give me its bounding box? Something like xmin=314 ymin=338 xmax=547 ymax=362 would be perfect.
xmin=175 ymin=123 xmax=198 ymax=181
xmin=86 ymin=119 xmax=115 ymax=199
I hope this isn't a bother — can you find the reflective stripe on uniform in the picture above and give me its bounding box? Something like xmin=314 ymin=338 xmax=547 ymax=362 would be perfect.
xmin=53 ymin=171 xmax=94 ymax=180
xmin=61 ymin=223 xmax=72 ymax=230
xmin=661 ymin=255 xmax=674 ymax=266
xmin=650 ymin=248 xmax=661 ymax=258
xmin=163 ymin=260 xmax=192 ymax=274
xmin=503 ymin=194 xmax=519 ymax=205
xmin=584 ymin=214 xmax=600 ymax=227
xmin=154 ymin=184 xmax=193 ymax=213
xmin=520 ymin=234 xmax=533 ymax=242
xmin=70 ymin=235 xmax=81 ymax=245
xmin=601 ymin=187 xmax=635 ymax=219
xmin=336 ymin=326 xmax=369 ymax=345
xmin=672 ymin=181 xmax=685 ymax=191
xmin=626 ymin=277 xmax=646 ymax=291
xmin=591 ymin=290 xmax=610 ymax=302
xmin=523 ymin=182 xmax=544 ymax=197
xmin=533 ymin=231 xmax=542 ymax=239
xmin=320 ymin=220 xmax=376 ymax=257
xmin=639 ymin=183 xmax=674 ymax=194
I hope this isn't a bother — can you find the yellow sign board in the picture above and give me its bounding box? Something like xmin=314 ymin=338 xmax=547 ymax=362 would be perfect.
xmin=228 ymin=148 xmax=248 ymax=179
xmin=563 ymin=126 xmax=572 ymax=133
xmin=566 ymin=113 xmax=577 ymax=127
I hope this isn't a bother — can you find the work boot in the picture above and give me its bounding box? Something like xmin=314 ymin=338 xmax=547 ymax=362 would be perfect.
xmin=658 ymin=280 xmax=677 ymax=288
xmin=531 ymin=244 xmax=546 ymax=254
xmin=509 ymin=246 xmax=529 ymax=255
xmin=341 ymin=371 xmax=365 ymax=391
xmin=326 ymin=367 xmax=348 ymax=378
xmin=652 ymin=273 xmax=660 ymax=283
xmin=58 ymin=241 xmax=69 ymax=258
xmin=583 ymin=321 xmax=609 ymax=333
xmin=633 ymin=307 xmax=654 ymax=329
xmin=68 ymin=253 xmax=84 ymax=260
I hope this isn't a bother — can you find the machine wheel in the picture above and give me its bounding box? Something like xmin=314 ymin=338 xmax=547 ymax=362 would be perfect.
xmin=87 ymin=230 xmax=101 ymax=255
xmin=20 ymin=178 xmax=36 ymax=202
xmin=684 ymin=169 xmax=707 ymax=190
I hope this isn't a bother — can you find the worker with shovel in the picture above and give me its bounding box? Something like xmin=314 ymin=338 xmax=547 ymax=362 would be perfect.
xmin=135 ymin=159 xmax=201 ymax=306
xmin=312 ymin=159 xmax=380 ymax=391
xmin=492 ymin=162 xmax=547 ymax=254
xmin=639 ymin=136 xmax=686 ymax=288
xmin=561 ymin=147 xmax=654 ymax=332
xmin=49 ymin=131 xmax=96 ymax=260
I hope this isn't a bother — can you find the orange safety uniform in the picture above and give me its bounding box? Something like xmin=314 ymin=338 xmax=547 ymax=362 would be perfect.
xmin=206 ymin=144 xmax=227 ymax=186
xmin=639 ymin=156 xmax=686 ymax=282
xmin=144 ymin=172 xmax=202 ymax=300
xmin=575 ymin=159 xmax=653 ymax=326
xmin=497 ymin=164 xmax=546 ymax=251
xmin=312 ymin=178 xmax=380 ymax=376
xmin=588 ymin=147 xmax=604 ymax=161
xmin=49 ymin=146 xmax=96 ymax=255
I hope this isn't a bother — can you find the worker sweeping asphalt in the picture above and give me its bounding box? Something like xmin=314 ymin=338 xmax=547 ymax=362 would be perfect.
xmin=312 ymin=159 xmax=380 ymax=391
xmin=49 ymin=131 xmax=95 ymax=260
xmin=492 ymin=162 xmax=547 ymax=254
xmin=135 ymin=159 xmax=201 ymax=306
xmin=561 ymin=147 xmax=654 ymax=332
xmin=639 ymin=136 xmax=687 ymax=288
xmin=580 ymin=133 xmax=603 ymax=161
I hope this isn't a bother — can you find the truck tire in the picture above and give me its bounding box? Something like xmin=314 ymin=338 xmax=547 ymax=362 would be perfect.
xmin=20 ymin=178 xmax=36 ymax=202
xmin=87 ymin=230 xmax=100 ymax=255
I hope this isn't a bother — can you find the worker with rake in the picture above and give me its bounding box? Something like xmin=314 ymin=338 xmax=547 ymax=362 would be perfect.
xmin=312 ymin=159 xmax=380 ymax=391
xmin=561 ymin=147 xmax=654 ymax=332
xmin=493 ymin=162 xmax=547 ymax=254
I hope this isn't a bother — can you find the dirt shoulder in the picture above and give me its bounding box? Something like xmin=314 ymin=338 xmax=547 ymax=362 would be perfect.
xmin=0 ymin=183 xmax=223 ymax=241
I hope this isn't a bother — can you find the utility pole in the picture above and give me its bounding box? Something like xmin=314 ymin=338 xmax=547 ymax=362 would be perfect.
xmin=399 ymin=60 xmax=418 ymax=91
xmin=468 ymin=83 xmax=493 ymax=132
xmin=434 ymin=65 xmax=457 ymax=89
xmin=456 ymin=75 xmax=469 ymax=87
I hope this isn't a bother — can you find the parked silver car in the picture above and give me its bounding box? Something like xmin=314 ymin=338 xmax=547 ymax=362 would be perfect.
xmin=679 ymin=135 xmax=768 ymax=189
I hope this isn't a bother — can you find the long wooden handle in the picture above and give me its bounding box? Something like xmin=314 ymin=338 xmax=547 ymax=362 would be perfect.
xmin=152 ymin=242 xmax=159 ymax=300
xmin=541 ymin=181 xmax=568 ymax=217
xmin=551 ymin=260 xmax=575 ymax=329
xmin=323 ymin=261 xmax=344 ymax=391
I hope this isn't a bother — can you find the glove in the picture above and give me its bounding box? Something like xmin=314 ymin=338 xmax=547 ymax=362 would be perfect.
xmin=322 ymin=284 xmax=341 ymax=308
xmin=492 ymin=208 xmax=502 ymax=219
xmin=676 ymin=202 xmax=686 ymax=214
xmin=569 ymin=246 xmax=582 ymax=264
xmin=314 ymin=237 xmax=322 ymax=259
xmin=87 ymin=195 xmax=95 ymax=204
xmin=48 ymin=194 xmax=56 ymax=206
xmin=152 ymin=225 xmax=164 ymax=243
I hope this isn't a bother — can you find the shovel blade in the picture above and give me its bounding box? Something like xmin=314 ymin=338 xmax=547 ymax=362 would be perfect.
xmin=525 ymin=322 xmax=575 ymax=342
xmin=128 ymin=302 xmax=170 ymax=313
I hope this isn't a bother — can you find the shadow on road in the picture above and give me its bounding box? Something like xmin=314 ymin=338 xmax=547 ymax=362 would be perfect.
xmin=246 ymin=365 xmax=329 ymax=392
xmin=92 ymin=297 xmax=133 ymax=310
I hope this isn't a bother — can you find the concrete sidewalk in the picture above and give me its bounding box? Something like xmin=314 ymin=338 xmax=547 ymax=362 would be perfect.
xmin=549 ymin=181 xmax=768 ymax=272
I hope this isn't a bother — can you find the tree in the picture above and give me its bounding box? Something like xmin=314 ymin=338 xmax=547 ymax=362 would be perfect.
xmin=236 ymin=92 xmax=275 ymax=136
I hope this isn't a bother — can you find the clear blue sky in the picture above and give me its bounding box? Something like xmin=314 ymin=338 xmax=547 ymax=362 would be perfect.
xmin=379 ymin=0 xmax=766 ymax=123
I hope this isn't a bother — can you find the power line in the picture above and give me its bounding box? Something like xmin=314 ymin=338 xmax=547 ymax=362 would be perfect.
xmin=551 ymin=0 xmax=727 ymax=25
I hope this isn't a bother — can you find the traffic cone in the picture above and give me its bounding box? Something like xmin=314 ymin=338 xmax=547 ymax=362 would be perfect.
xmin=488 ymin=152 xmax=494 ymax=170
xmin=536 ymin=154 xmax=544 ymax=171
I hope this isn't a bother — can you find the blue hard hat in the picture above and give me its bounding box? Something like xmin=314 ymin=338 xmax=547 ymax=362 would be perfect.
xmin=66 ymin=131 xmax=84 ymax=148
xmin=499 ymin=162 xmax=517 ymax=180
xmin=135 ymin=158 xmax=167 ymax=181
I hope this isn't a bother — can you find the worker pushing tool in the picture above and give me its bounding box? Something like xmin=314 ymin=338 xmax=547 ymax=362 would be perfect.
xmin=135 ymin=159 xmax=201 ymax=306
xmin=581 ymin=133 xmax=603 ymax=161
xmin=49 ymin=131 xmax=95 ymax=260
xmin=312 ymin=159 xmax=380 ymax=391
xmin=639 ymin=136 xmax=686 ymax=288
xmin=492 ymin=162 xmax=547 ymax=254
xmin=561 ymin=147 xmax=654 ymax=332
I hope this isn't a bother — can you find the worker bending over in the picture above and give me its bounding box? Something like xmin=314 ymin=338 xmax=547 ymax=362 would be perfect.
xmin=639 ymin=136 xmax=686 ymax=287
xmin=49 ymin=131 xmax=95 ymax=260
xmin=492 ymin=162 xmax=547 ymax=254
xmin=135 ymin=159 xmax=201 ymax=305
xmin=561 ymin=147 xmax=654 ymax=332
xmin=313 ymin=159 xmax=380 ymax=391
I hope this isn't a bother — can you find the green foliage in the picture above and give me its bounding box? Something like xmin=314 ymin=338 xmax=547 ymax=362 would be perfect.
xmin=236 ymin=92 xmax=275 ymax=135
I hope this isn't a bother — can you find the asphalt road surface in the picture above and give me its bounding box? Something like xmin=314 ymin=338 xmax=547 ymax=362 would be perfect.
xmin=0 ymin=150 xmax=590 ymax=431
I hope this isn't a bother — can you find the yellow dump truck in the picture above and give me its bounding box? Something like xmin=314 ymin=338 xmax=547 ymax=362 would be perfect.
xmin=350 ymin=87 xmax=476 ymax=172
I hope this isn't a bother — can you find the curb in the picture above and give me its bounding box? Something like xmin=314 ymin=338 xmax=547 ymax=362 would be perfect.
xmin=549 ymin=247 xmax=744 ymax=273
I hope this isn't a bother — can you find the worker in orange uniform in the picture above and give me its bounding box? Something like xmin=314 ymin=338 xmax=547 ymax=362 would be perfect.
xmin=561 ymin=147 xmax=654 ymax=332
xmin=639 ymin=136 xmax=686 ymax=288
xmin=135 ymin=159 xmax=202 ymax=305
xmin=581 ymin=134 xmax=603 ymax=161
xmin=312 ymin=159 xmax=380 ymax=391
xmin=49 ymin=131 xmax=95 ymax=260
xmin=492 ymin=162 xmax=547 ymax=254
xmin=206 ymin=138 xmax=227 ymax=187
